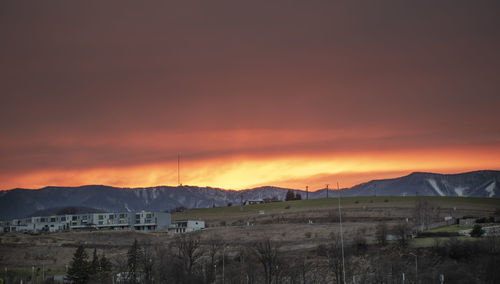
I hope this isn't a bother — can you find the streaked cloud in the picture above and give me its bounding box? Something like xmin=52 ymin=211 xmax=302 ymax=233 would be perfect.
xmin=1 ymin=1 xmax=499 ymax=190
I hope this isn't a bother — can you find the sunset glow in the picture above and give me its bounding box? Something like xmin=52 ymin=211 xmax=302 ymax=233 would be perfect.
xmin=2 ymin=143 xmax=499 ymax=190
xmin=1 ymin=1 xmax=499 ymax=191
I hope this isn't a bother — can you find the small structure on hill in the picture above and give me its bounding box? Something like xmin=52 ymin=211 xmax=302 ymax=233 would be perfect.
xmin=459 ymin=217 xmax=477 ymax=227
xmin=243 ymin=199 xmax=264 ymax=205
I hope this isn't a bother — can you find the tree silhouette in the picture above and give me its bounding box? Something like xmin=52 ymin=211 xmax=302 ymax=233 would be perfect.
xmin=285 ymin=190 xmax=295 ymax=201
xmin=127 ymin=239 xmax=143 ymax=283
xmin=66 ymin=245 xmax=90 ymax=284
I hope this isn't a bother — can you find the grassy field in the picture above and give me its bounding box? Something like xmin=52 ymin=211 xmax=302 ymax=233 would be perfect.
xmin=172 ymin=195 xmax=499 ymax=223
xmin=410 ymin=236 xmax=474 ymax=247
xmin=0 ymin=196 xmax=497 ymax=273
xmin=428 ymin=224 xmax=464 ymax=233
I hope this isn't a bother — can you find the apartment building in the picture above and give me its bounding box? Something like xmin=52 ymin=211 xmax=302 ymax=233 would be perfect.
xmin=2 ymin=211 xmax=171 ymax=233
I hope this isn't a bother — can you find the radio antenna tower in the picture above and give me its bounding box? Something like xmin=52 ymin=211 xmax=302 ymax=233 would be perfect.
xmin=177 ymin=153 xmax=181 ymax=186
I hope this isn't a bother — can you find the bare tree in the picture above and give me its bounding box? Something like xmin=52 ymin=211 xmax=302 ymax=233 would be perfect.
xmin=172 ymin=233 xmax=203 ymax=283
xmin=322 ymin=232 xmax=344 ymax=284
xmin=154 ymin=245 xmax=176 ymax=283
xmin=414 ymin=199 xmax=438 ymax=231
xmin=254 ymin=238 xmax=281 ymax=284
xmin=394 ymin=221 xmax=410 ymax=248
xmin=375 ymin=222 xmax=389 ymax=246
xmin=141 ymin=244 xmax=154 ymax=284
xmin=204 ymin=234 xmax=224 ymax=283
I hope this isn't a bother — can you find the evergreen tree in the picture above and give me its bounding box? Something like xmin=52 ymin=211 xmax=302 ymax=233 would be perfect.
xmin=98 ymin=253 xmax=112 ymax=283
xmin=295 ymin=192 xmax=302 ymax=200
xmin=66 ymin=245 xmax=90 ymax=284
xmin=285 ymin=190 xmax=295 ymax=201
xmin=90 ymin=248 xmax=99 ymax=277
xmin=127 ymin=239 xmax=143 ymax=283
xmin=470 ymin=224 xmax=484 ymax=237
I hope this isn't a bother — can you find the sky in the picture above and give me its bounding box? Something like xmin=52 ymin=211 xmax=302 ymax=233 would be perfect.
xmin=1 ymin=1 xmax=500 ymax=191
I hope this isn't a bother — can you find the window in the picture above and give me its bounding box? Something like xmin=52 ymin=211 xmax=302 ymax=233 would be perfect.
xmin=61 ymin=217 xmax=66 ymax=221
xmin=98 ymin=221 xmax=103 ymax=225
xmin=50 ymin=217 xmax=56 ymax=222
xmin=145 ymin=219 xmax=151 ymax=224
xmin=136 ymin=214 xmax=140 ymax=219
xmin=99 ymin=215 xmax=104 ymax=220
xmin=120 ymin=214 xmax=126 ymax=218
xmin=109 ymin=215 xmax=114 ymax=220
xmin=72 ymin=216 xmax=77 ymax=221
xmin=146 ymin=213 xmax=152 ymax=219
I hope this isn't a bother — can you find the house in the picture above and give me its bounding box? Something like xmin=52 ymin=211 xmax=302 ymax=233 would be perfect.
xmin=459 ymin=217 xmax=477 ymax=227
xmin=168 ymin=220 xmax=205 ymax=233
xmin=243 ymin=199 xmax=264 ymax=205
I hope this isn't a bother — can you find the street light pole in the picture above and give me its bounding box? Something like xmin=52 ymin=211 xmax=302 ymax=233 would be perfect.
xmin=337 ymin=182 xmax=346 ymax=284
xmin=409 ymin=252 xmax=417 ymax=283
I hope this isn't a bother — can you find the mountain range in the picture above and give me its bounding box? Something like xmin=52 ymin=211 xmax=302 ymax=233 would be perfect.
xmin=0 ymin=170 xmax=498 ymax=220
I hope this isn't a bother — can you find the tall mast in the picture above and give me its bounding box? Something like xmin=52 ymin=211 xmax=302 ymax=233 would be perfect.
xmin=177 ymin=153 xmax=180 ymax=186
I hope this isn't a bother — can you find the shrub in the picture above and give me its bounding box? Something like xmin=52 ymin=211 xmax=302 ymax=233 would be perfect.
xmin=353 ymin=235 xmax=367 ymax=253
xmin=285 ymin=205 xmax=291 ymax=209
xmin=375 ymin=222 xmax=388 ymax=246
xmin=470 ymin=224 xmax=484 ymax=237
xmin=304 ymin=232 xmax=312 ymax=238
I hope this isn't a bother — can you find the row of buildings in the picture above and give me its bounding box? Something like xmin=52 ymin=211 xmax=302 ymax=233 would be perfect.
xmin=0 ymin=211 xmax=204 ymax=234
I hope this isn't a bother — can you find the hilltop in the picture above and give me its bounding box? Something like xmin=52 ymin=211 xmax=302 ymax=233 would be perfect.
xmin=1 ymin=170 xmax=498 ymax=220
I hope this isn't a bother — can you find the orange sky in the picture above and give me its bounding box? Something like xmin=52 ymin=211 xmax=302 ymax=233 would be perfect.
xmin=2 ymin=140 xmax=499 ymax=190
xmin=1 ymin=1 xmax=500 ymax=191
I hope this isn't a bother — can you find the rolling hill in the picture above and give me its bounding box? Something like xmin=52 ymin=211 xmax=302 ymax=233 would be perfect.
xmin=0 ymin=170 xmax=498 ymax=220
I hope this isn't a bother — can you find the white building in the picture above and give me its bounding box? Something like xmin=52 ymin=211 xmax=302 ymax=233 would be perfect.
xmin=3 ymin=211 xmax=171 ymax=233
xmin=243 ymin=199 xmax=264 ymax=205
xmin=168 ymin=220 xmax=205 ymax=233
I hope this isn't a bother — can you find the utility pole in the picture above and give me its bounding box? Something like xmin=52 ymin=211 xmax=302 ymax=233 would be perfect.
xmin=410 ymin=252 xmax=417 ymax=283
xmin=306 ymin=186 xmax=309 ymax=200
xmin=326 ymin=184 xmax=329 ymax=198
xmin=338 ymin=182 xmax=346 ymax=284
xmin=222 ymin=246 xmax=226 ymax=284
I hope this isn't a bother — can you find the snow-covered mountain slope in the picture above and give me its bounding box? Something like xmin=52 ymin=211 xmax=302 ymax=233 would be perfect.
xmin=347 ymin=170 xmax=500 ymax=198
